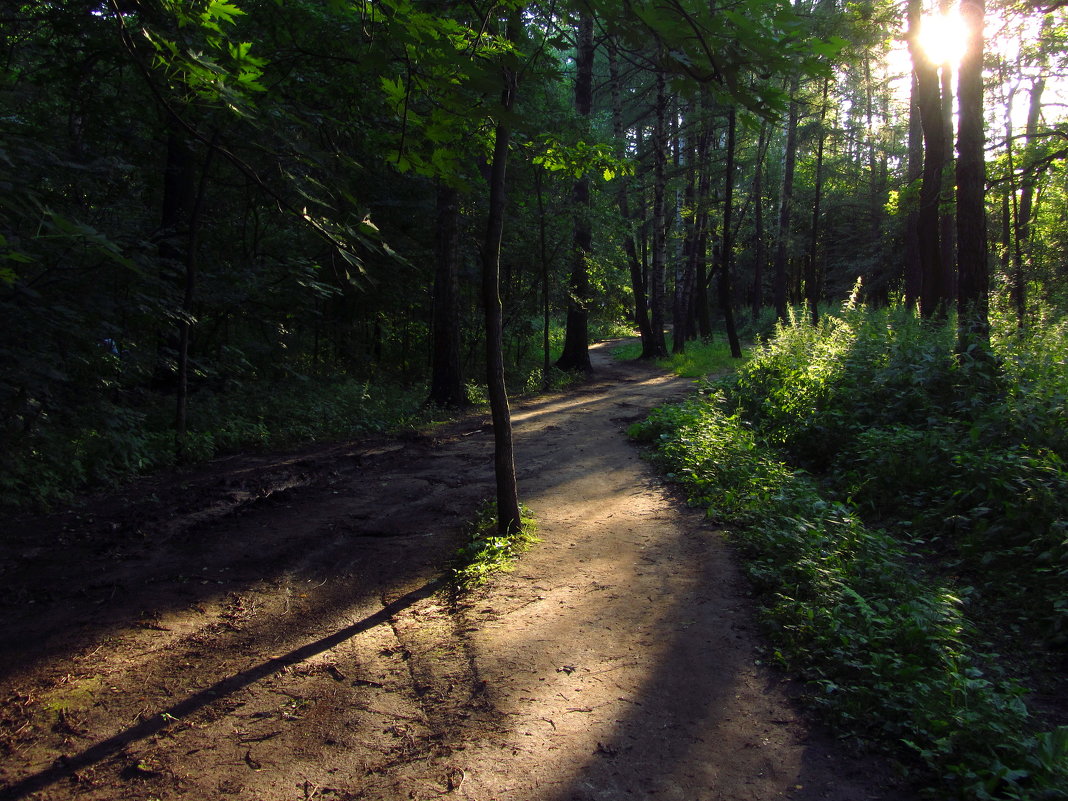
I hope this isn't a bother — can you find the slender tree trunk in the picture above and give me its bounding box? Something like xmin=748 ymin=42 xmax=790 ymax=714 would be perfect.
xmin=692 ymin=94 xmax=713 ymax=340
xmin=807 ymin=76 xmax=829 ymax=325
xmin=751 ymin=122 xmax=768 ymax=318
xmin=556 ymin=10 xmax=594 ymax=372
xmin=905 ymin=72 xmax=923 ymax=308
xmin=774 ymin=76 xmax=800 ymax=321
xmin=1013 ymin=75 xmax=1045 ymax=325
xmin=534 ymin=169 xmax=553 ymax=383
xmin=955 ymin=0 xmax=989 ymax=349
xmin=720 ymin=106 xmax=742 ymax=358
xmin=674 ymin=110 xmax=698 ymax=355
xmin=429 ymin=184 xmax=466 ymax=407
xmin=908 ymin=0 xmax=946 ymax=318
xmin=647 ymin=64 xmax=669 ymax=358
xmin=482 ymin=10 xmax=522 ymax=535
xmin=938 ymin=6 xmax=957 ymax=305
xmin=607 ymin=39 xmax=652 ymax=348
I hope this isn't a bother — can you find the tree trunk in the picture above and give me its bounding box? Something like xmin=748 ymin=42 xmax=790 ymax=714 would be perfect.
xmin=751 ymin=121 xmax=768 ymax=319
xmin=429 ymin=184 xmax=467 ymax=407
xmin=534 ymin=169 xmax=553 ymax=383
xmin=1013 ymin=75 xmax=1045 ymax=325
xmin=904 ymin=71 xmax=923 ymax=309
xmin=938 ymin=5 xmax=957 ymax=306
xmin=955 ymin=0 xmax=989 ymax=349
xmin=556 ymin=10 xmax=594 ymax=372
xmin=807 ymin=76 xmax=829 ymax=325
xmin=673 ymin=110 xmax=698 ymax=355
xmin=773 ymin=76 xmax=800 ymax=321
xmin=607 ymin=39 xmax=652 ymax=348
xmin=907 ymin=0 xmax=947 ymax=318
xmin=720 ymin=106 xmax=742 ymax=358
xmin=647 ymin=63 xmax=669 ymax=358
xmin=482 ymin=9 xmax=522 ymax=536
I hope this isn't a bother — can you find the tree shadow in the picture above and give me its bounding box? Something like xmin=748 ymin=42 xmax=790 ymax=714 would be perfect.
xmin=0 ymin=580 xmax=438 ymax=801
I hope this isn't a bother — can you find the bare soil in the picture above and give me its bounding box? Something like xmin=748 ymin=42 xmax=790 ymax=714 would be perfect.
xmin=0 ymin=342 xmax=914 ymax=801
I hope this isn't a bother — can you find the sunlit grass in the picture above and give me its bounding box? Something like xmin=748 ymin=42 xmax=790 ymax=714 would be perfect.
xmin=612 ymin=334 xmax=749 ymax=377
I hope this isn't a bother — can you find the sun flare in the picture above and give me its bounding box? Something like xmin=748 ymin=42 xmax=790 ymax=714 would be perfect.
xmin=918 ymin=10 xmax=969 ymax=68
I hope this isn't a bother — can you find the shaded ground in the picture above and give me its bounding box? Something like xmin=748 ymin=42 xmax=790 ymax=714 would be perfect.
xmin=0 ymin=342 xmax=913 ymax=801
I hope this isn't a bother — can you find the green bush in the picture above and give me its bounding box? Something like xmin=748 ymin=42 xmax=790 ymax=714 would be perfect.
xmin=633 ymin=302 xmax=1068 ymax=800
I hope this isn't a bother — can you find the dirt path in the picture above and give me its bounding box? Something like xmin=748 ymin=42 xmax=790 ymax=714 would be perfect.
xmin=0 ymin=343 xmax=910 ymax=801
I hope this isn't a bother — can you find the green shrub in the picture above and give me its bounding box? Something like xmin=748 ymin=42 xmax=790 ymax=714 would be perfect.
xmin=633 ymin=302 xmax=1068 ymax=800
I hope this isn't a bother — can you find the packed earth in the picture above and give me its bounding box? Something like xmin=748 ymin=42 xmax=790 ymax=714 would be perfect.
xmin=1 ymin=343 xmax=912 ymax=801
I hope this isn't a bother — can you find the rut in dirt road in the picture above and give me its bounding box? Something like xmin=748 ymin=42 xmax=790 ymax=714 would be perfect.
xmin=0 ymin=342 xmax=910 ymax=801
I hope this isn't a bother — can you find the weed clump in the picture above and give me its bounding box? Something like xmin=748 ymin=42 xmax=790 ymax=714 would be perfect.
xmin=444 ymin=501 xmax=538 ymax=594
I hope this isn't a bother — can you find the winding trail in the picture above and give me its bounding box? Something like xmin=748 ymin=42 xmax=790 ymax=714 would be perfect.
xmin=0 ymin=342 xmax=910 ymax=801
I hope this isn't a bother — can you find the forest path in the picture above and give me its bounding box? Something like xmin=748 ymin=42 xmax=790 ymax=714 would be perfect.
xmin=0 ymin=342 xmax=908 ymax=801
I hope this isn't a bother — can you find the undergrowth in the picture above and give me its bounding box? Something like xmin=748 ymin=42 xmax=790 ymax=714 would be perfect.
xmin=0 ymin=376 xmax=443 ymax=511
xmin=444 ymin=501 xmax=539 ymax=593
xmin=1 ymin=329 xmax=579 ymax=512
xmin=631 ymin=293 xmax=1068 ymax=800
xmin=612 ymin=334 xmax=749 ymax=376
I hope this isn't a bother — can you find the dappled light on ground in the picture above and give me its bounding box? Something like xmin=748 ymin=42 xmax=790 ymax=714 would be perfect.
xmin=0 ymin=342 xmax=907 ymax=801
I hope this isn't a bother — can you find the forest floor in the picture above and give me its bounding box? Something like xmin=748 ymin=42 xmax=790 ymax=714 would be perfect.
xmin=0 ymin=341 xmax=915 ymax=801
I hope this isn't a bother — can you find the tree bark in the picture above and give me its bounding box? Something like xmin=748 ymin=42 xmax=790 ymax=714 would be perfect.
xmin=955 ymin=0 xmax=989 ymax=349
xmin=904 ymin=72 xmax=923 ymax=308
xmin=646 ymin=63 xmax=669 ymax=358
xmin=806 ymin=76 xmax=829 ymax=325
xmin=556 ymin=10 xmax=594 ymax=372
xmin=720 ymin=106 xmax=742 ymax=358
xmin=607 ymin=38 xmax=652 ymax=349
xmin=773 ymin=76 xmax=800 ymax=321
xmin=938 ymin=2 xmax=957 ymax=305
xmin=751 ymin=121 xmax=768 ymax=319
xmin=907 ymin=0 xmax=947 ymax=318
xmin=482 ymin=9 xmax=522 ymax=535
xmin=1013 ymin=75 xmax=1045 ymax=325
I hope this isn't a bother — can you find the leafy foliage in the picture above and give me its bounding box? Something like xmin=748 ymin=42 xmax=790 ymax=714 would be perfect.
xmin=632 ymin=301 xmax=1068 ymax=800
xmin=444 ymin=501 xmax=538 ymax=593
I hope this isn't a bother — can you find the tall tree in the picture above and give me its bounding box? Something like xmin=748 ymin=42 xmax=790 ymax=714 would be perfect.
xmin=607 ymin=36 xmax=653 ymax=350
xmin=481 ymin=6 xmax=524 ymax=535
xmin=907 ymin=0 xmax=948 ymax=317
xmin=720 ymin=105 xmax=743 ymax=358
xmin=556 ymin=9 xmax=595 ymax=372
xmin=806 ymin=76 xmax=830 ymax=324
xmin=647 ymin=61 xmax=670 ymax=358
xmin=955 ymin=0 xmax=989 ymax=348
xmin=904 ymin=71 xmax=923 ymax=308
xmin=773 ymin=75 xmax=800 ymax=321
